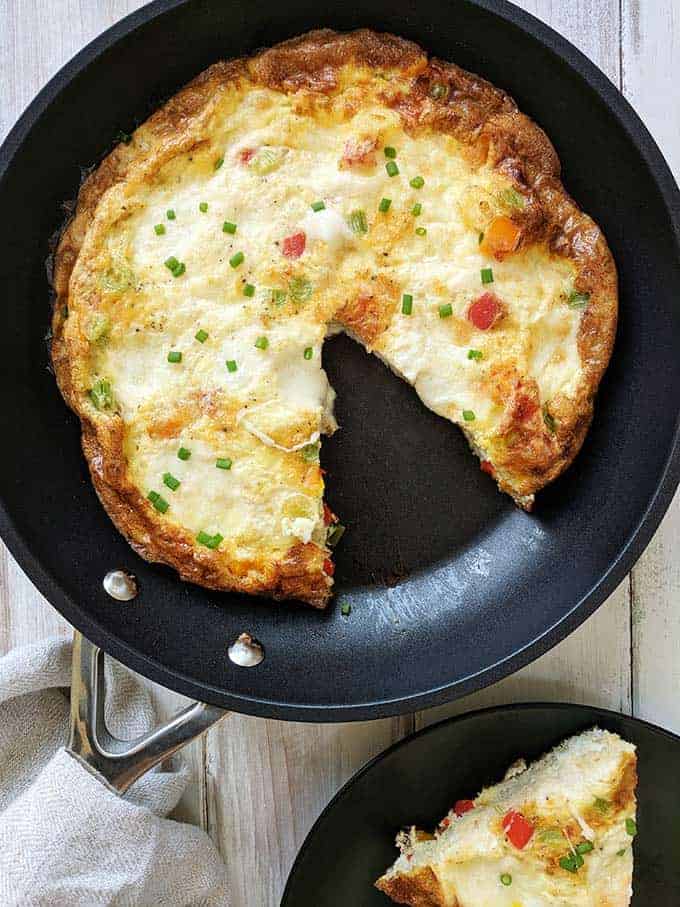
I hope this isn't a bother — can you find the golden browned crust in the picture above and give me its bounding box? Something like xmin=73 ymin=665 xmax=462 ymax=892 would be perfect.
xmin=52 ymin=28 xmax=617 ymax=598
xmin=375 ymin=866 xmax=449 ymax=907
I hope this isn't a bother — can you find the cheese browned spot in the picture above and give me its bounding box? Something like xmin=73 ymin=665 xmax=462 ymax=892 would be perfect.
xmin=52 ymin=30 xmax=617 ymax=606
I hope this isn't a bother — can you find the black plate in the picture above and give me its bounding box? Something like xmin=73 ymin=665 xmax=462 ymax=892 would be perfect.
xmin=0 ymin=0 xmax=679 ymax=720
xmin=283 ymin=704 xmax=680 ymax=905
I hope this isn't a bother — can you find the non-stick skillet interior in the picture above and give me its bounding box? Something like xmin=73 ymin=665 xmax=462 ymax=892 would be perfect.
xmin=0 ymin=0 xmax=679 ymax=719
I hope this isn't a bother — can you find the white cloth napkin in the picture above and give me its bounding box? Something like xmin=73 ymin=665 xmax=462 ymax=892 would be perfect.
xmin=0 ymin=637 xmax=229 ymax=906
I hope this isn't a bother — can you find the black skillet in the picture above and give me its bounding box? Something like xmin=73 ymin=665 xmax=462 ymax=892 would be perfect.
xmin=283 ymin=704 xmax=680 ymax=905
xmin=0 ymin=0 xmax=679 ymax=720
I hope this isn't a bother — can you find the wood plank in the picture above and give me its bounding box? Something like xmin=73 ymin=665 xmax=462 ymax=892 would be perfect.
xmin=622 ymin=0 xmax=680 ymax=733
xmin=416 ymin=0 xmax=632 ymax=730
xmin=206 ymin=713 xmax=413 ymax=907
xmin=0 ymin=0 xmax=205 ymax=828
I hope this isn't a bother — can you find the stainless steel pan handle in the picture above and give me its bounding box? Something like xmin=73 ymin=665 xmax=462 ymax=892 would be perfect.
xmin=68 ymin=632 xmax=227 ymax=792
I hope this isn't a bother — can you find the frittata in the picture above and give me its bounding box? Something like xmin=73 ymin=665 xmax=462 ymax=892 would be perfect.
xmin=52 ymin=30 xmax=617 ymax=607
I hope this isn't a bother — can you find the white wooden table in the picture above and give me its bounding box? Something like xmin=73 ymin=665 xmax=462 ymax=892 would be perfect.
xmin=1 ymin=2 xmax=678 ymax=904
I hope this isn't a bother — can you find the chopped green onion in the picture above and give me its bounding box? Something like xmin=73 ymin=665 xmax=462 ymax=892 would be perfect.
xmin=226 ymin=359 xmax=238 ymax=372
xmin=195 ymin=329 xmax=208 ymax=343
xmin=147 ymin=491 xmax=169 ymax=513
xmin=271 ymin=288 xmax=287 ymax=306
xmin=250 ymin=146 xmax=288 ymax=175
xmin=478 ymin=231 xmax=484 ymax=245
xmin=559 ymin=853 xmax=584 ymax=873
xmin=199 ymin=201 xmax=208 ymax=213
xmin=348 ymin=209 xmax=368 ymax=235
xmin=538 ymin=828 xmax=565 ymax=844
xmin=439 ymin=303 xmax=453 ymax=318
xmin=164 ymin=256 xmax=185 ymax=277
xmin=462 ymin=410 xmax=476 ymax=422
xmin=500 ymin=188 xmax=525 ymax=208
xmin=254 ymin=335 xmax=268 ymax=350
xmin=625 ymin=818 xmax=637 ymax=837
xmin=166 ymin=209 xmax=176 ymax=220
xmin=197 ymin=530 xmax=223 ymax=549
xmin=617 ymin=849 xmax=627 ymax=857
xmin=340 ymin=602 xmax=352 ymax=616
xmin=154 ymin=224 xmax=166 ymax=236
xmin=177 ymin=447 xmax=191 ymax=461
xmin=301 ymin=442 xmax=319 ymax=462
xmin=379 ymin=197 xmax=392 ymax=213
xmin=89 ymin=379 xmax=114 ymax=411
xmin=223 ymin=221 xmax=237 ymax=234
xmin=289 ymin=276 xmax=313 ymax=302
xmin=386 ymin=161 xmax=399 ymax=177
xmin=163 ymin=472 xmax=181 ymax=491
xmin=229 ymin=251 xmax=244 ymax=268
xmin=411 ymin=203 xmax=422 ymax=217
xmin=575 ymin=841 xmax=594 ymax=855
xmin=167 ymin=350 xmax=182 ymax=363
xmin=311 ymin=200 xmax=326 ymax=212
xmin=593 ymin=798 xmax=610 ymax=814
xmin=85 ymin=313 xmax=110 ymax=343
xmin=568 ymin=290 xmax=591 ymax=309
xmin=543 ymin=408 xmax=557 ymax=433
xmin=384 ymin=146 xmax=397 ymax=159
xmin=327 ymin=524 xmax=345 ymax=546
xmin=243 ymin=283 xmax=256 ymax=297
xmin=468 ymin=349 xmax=483 ymax=360
xmin=429 ymin=82 xmax=449 ymax=100
xmin=116 ymin=130 xmax=132 ymax=145
xmin=216 ymin=458 xmax=232 ymax=470
xmin=303 ymin=346 xmax=313 ymax=360
xmin=402 ymin=293 xmax=413 ymax=315
xmin=481 ymin=267 xmax=494 ymax=284
xmin=415 ymin=227 xmax=427 ymax=236
xmin=499 ymin=873 xmax=512 ymax=887
xmin=214 ymin=156 xmax=224 ymax=170
xmin=410 ymin=176 xmax=424 ymax=189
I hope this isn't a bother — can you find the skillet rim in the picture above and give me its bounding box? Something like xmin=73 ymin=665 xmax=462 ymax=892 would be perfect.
xmin=0 ymin=0 xmax=679 ymax=720
xmin=281 ymin=701 xmax=680 ymax=904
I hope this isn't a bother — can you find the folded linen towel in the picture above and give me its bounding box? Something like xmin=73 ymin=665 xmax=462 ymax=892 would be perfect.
xmin=0 ymin=637 xmax=229 ymax=906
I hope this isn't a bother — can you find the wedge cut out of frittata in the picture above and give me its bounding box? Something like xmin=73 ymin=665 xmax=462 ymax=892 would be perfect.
xmin=376 ymin=728 xmax=637 ymax=907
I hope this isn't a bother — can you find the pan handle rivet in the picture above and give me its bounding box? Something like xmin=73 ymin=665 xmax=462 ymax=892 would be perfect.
xmin=103 ymin=569 xmax=138 ymax=601
xmin=228 ymin=632 xmax=264 ymax=667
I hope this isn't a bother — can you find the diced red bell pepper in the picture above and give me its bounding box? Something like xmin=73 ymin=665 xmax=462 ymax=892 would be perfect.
xmin=454 ymin=799 xmax=475 ymax=816
xmin=282 ymin=231 xmax=306 ymax=259
xmin=480 ymin=460 xmax=495 ymax=477
xmin=502 ymin=809 xmax=534 ymax=849
xmin=238 ymin=147 xmax=256 ymax=165
xmin=323 ymin=558 xmax=335 ymax=576
xmin=468 ymin=292 xmax=505 ymax=330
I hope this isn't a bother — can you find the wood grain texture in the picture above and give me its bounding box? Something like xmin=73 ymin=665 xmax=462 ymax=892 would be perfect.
xmin=0 ymin=2 xmax=677 ymax=905
xmin=622 ymin=0 xmax=680 ymax=733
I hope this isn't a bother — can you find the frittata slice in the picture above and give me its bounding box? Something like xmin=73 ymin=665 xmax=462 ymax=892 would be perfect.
xmin=376 ymin=729 xmax=637 ymax=907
